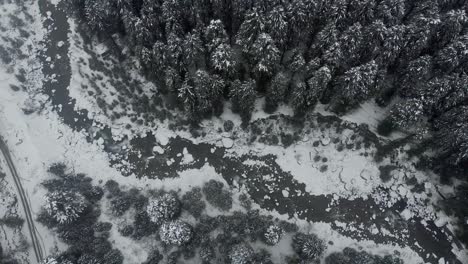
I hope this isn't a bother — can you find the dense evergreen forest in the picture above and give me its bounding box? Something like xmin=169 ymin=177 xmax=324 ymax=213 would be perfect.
xmin=67 ymin=0 xmax=468 ymax=172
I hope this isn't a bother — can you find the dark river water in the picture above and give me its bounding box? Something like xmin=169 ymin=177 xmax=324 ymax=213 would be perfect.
xmin=35 ymin=1 xmax=463 ymax=263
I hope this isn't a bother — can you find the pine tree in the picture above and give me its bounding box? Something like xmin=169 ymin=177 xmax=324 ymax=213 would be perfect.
xmin=151 ymin=41 xmax=168 ymax=74
xmin=435 ymin=106 xmax=468 ymax=165
xmin=311 ymin=23 xmax=339 ymax=56
xmin=339 ymin=22 xmax=364 ymax=67
xmin=399 ymin=55 xmax=433 ymax=97
xmin=434 ymin=9 xmax=467 ymax=49
xmin=192 ymin=70 xmax=225 ymax=117
xmin=288 ymin=49 xmax=306 ymax=75
xmin=166 ymin=33 xmax=185 ymax=70
xmin=335 ymin=60 xmax=379 ymax=111
xmin=289 ymin=79 xmax=308 ymax=115
xmin=178 ymin=79 xmax=197 ymax=118
xmin=435 ymin=34 xmax=468 ymax=73
xmin=265 ymin=5 xmax=288 ymax=48
xmin=182 ymin=30 xmax=204 ymax=69
xmin=236 ymin=8 xmax=266 ymax=53
xmin=44 ymin=191 xmax=86 ymax=224
xmin=265 ymin=71 xmax=289 ymax=112
xmin=306 ymin=66 xmax=331 ymax=105
xmin=374 ymin=0 xmax=406 ymax=26
xmin=230 ymin=79 xmax=256 ymax=123
xmin=251 ymin=33 xmax=280 ymax=78
xmin=211 ymin=43 xmax=236 ymax=76
xmin=205 ymin=20 xmax=229 ymax=53
xmin=164 ymin=67 xmax=181 ymax=93
xmin=84 ymin=0 xmax=120 ymax=33
xmin=390 ymin=98 xmax=425 ymax=131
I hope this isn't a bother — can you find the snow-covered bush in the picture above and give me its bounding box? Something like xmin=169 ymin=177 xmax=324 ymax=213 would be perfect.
xmin=142 ymin=250 xmax=163 ymax=264
xmin=42 ymin=257 xmax=58 ymax=264
xmin=102 ymin=249 xmax=124 ymax=264
xmin=292 ymin=233 xmax=326 ymax=261
xmin=200 ymin=244 xmax=216 ymax=262
xmin=110 ymin=195 xmax=132 ymax=216
xmin=228 ymin=243 xmax=254 ymax=264
xmin=146 ymin=193 xmax=181 ymax=224
xmin=44 ymin=191 xmax=86 ymax=224
xmin=325 ymin=247 xmax=404 ymax=264
xmin=41 ymin=257 xmax=73 ymax=264
xmin=159 ymin=220 xmax=193 ymax=246
xmin=181 ymin=187 xmax=206 ymax=218
xmin=77 ymin=254 xmax=101 ymax=264
xmin=202 ymin=180 xmax=232 ymax=211
xmin=262 ymin=224 xmax=284 ymax=245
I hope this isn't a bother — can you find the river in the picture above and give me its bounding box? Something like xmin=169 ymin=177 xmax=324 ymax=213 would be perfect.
xmin=35 ymin=1 xmax=462 ymax=263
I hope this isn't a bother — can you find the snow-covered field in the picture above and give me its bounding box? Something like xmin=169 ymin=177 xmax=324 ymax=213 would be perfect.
xmin=0 ymin=0 xmax=467 ymax=264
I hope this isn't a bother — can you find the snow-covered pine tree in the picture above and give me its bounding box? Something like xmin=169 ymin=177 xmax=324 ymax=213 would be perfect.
xmin=374 ymin=0 xmax=406 ymax=26
xmin=164 ymin=67 xmax=181 ymax=93
xmin=205 ymin=19 xmax=229 ymax=53
xmin=338 ymin=22 xmax=364 ymax=68
xmin=288 ymin=49 xmax=306 ymax=75
xmin=84 ymin=0 xmax=120 ymax=33
xmin=178 ymin=79 xmax=197 ymax=118
xmin=236 ymin=8 xmax=266 ymax=54
xmin=399 ymin=55 xmax=433 ymax=97
xmin=146 ymin=193 xmax=181 ymax=224
xmin=435 ymin=34 xmax=468 ymax=73
xmin=166 ymin=32 xmax=185 ymax=70
xmin=265 ymin=5 xmax=288 ymax=49
xmin=152 ymin=41 xmax=168 ymax=74
xmin=159 ymin=220 xmax=193 ymax=246
xmin=289 ymin=79 xmax=308 ymax=115
xmin=390 ymin=98 xmax=425 ymax=131
xmin=251 ymin=33 xmax=280 ymax=79
xmin=44 ymin=191 xmax=86 ymax=224
xmin=434 ymin=106 xmax=468 ymax=165
xmin=434 ymin=9 xmax=467 ymax=49
xmin=211 ymin=43 xmax=236 ymax=76
xmin=334 ymin=60 xmax=379 ymax=111
xmin=306 ymin=66 xmax=331 ymax=105
xmin=193 ymin=70 xmax=225 ymax=116
xmin=183 ymin=30 xmax=204 ymax=69
xmin=230 ymin=79 xmax=256 ymax=123
xmin=265 ymin=71 xmax=289 ymax=112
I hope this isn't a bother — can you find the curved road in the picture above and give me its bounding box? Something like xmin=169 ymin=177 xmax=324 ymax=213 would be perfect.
xmin=0 ymin=136 xmax=44 ymax=263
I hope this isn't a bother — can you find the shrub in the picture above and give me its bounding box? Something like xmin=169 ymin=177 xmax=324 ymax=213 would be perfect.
xmin=292 ymin=233 xmax=326 ymax=261
xmin=228 ymin=243 xmax=254 ymax=264
xmin=159 ymin=220 xmax=193 ymax=246
xmin=104 ymin=180 xmax=120 ymax=197
xmin=142 ymin=250 xmax=163 ymax=264
xmin=110 ymin=194 xmax=132 ymax=216
xmin=224 ymin=120 xmax=234 ymax=132
xmin=181 ymin=187 xmax=206 ymax=218
xmin=202 ymin=180 xmax=233 ymax=211
xmin=146 ymin=193 xmax=181 ymax=224
xmin=262 ymin=224 xmax=284 ymax=245
xmin=132 ymin=211 xmax=158 ymax=239
xmin=44 ymin=191 xmax=86 ymax=224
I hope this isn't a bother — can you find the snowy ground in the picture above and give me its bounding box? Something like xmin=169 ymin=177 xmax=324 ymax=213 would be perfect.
xmin=0 ymin=0 xmax=467 ymax=263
